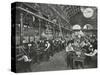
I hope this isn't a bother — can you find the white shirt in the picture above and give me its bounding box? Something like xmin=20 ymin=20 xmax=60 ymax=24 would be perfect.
xmin=85 ymin=49 xmax=97 ymax=56
xmin=66 ymin=45 xmax=74 ymax=52
xmin=18 ymin=55 xmax=32 ymax=62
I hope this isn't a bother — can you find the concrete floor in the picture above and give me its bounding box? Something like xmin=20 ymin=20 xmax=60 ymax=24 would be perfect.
xmin=16 ymin=50 xmax=97 ymax=72
xmin=30 ymin=50 xmax=68 ymax=72
xmin=30 ymin=50 xmax=97 ymax=72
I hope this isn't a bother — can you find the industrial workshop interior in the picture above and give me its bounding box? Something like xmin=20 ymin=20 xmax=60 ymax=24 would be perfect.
xmin=11 ymin=2 xmax=97 ymax=73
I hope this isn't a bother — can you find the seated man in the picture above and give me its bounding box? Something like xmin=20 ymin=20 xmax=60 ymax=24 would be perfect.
xmin=84 ymin=48 xmax=97 ymax=57
xmin=73 ymin=50 xmax=85 ymax=69
xmin=65 ymin=43 xmax=75 ymax=69
xmin=17 ymin=53 xmax=32 ymax=72
xmin=72 ymin=42 xmax=85 ymax=69
xmin=84 ymin=45 xmax=97 ymax=67
xmin=43 ymin=40 xmax=51 ymax=61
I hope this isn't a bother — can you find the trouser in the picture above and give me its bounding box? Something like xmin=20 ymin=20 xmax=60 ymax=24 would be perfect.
xmin=85 ymin=56 xmax=91 ymax=65
xmin=66 ymin=52 xmax=73 ymax=69
xmin=42 ymin=51 xmax=50 ymax=61
xmin=74 ymin=61 xmax=84 ymax=69
xmin=24 ymin=62 xmax=32 ymax=72
xmin=91 ymin=55 xmax=97 ymax=68
xmin=36 ymin=53 xmax=42 ymax=63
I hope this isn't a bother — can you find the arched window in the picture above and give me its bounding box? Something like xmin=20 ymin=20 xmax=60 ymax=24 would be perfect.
xmin=72 ymin=24 xmax=81 ymax=30
xmin=83 ymin=24 xmax=93 ymax=29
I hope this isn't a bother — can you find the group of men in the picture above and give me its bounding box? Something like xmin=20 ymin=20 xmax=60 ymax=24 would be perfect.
xmin=16 ymin=33 xmax=97 ymax=72
xmin=22 ymin=39 xmax=66 ymax=62
xmin=65 ymin=34 xmax=97 ymax=69
xmin=16 ymin=38 xmax=67 ymax=72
